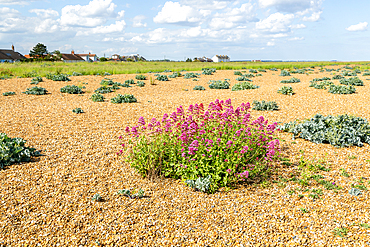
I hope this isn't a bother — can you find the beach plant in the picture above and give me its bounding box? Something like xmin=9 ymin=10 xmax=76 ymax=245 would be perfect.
xmin=31 ymin=76 xmax=43 ymax=84
xmin=184 ymin=73 xmax=198 ymax=79
xmin=362 ymin=72 xmax=370 ymax=76
xmin=193 ymin=85 xmax=205 ymax=90
xmin=23 ymin=86 xmax=48 ymax=95
xmin=185 ymin=175 xmax=212 ymax=192
xmin=342 ymin=70 xmax=357 ymax=76
xmin=202 ymin=68 xmax=216 ymax=75
xmin=278 ymin=114 xmax=370 ymax=147
xmin=309 ymin=80 xmax=334 ymax=89
xmin=120 ymin=99 xmax=280 ymax=193
xmin=270 ymin=68 xmax=278 ymax=71
xmin=234 ymin=71 xmax=242 ymax=75
xmin=72 ymin=71 xmax=83 ymax=76
xmin=291 ymin=69 xmax=305 ymax=74
xmin=111 ymin=94 xmax=137 ymax=103
xmin=60 ymin=85 xmax=84 ymax=94
xmin=249 ymin=69 xmax=258 ymax=73
xmin=231 ymin=81 xmax=259 ymax=91
xmin=95 ymin=86 xmax=115 ymax=94
xmin=328 ymin=85 xmax=356 ymax=94
xmin=277 ymin=86 xmax=294 ymax=95
xmin=91 ymin=194 xmax=103 ymax=202
xmin=117 ymin=188 xmax=145 ymax=199
xmin=209 ymin=80 xmax=230 ymax=89
xmin=125 ymin=79 xmax=136 ymax=85
xmin=0 ymin=133 xmax=40 ymax=170
xmin=258 ymin=69 xmax=267 ymax=72
xmin=46 ymin=73 xmax=71 ymax=81
xmin=280 ymin=77 xmax=300 ymax=83
xmin=156 ymin=75 xmax=169 ymax=81
xmin=168 ymin=72 xmax=182 ymax=78
xmin=332 ymin=75 xmax=344 ymax=80
xmin=3 ymin=92 xmax=15 ymax=96
xmin=236 ymin=76 xmax=253 ymax=82
xmin=90 ymin=93 xmax=105 ymax=102
xmin=137 ymin=81 xmax=145 ymax=87
xmin=280 ymin=70 xmax=291 ymax=76
xmin=339 ymin=77 xmax=364 ymax=86
xmin=252 ymin=100 xmax=279 ymax=111
xmin=312 ymin=77 xmax=331 ymax=82
xmin=72 ymin=108 xmax=84 ymax=114
xmin=135 ymin=75 xmax=147 ymax=80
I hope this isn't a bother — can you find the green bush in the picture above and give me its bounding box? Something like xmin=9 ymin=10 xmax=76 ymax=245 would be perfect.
xmin=72 ymin=108 xmax=84 ymax=114
xmin=3 ymin=92 xmax=15 ymax=96
xmin=277 ymin=86 xmax=294 ymax=95
xmin=60 ymin=85 xmax=84 ymax=94
xmin=135 ymin=75 xmax=147 ymax=80
xmin=270 ymin=68 xmax=278 ymax=71
xmin=31 ymin=76 xmax=43 ymax=84
xmin=209 ymin=80 xmax=230 ymax=89
xmin=236 ymin=76 xmax=253 ymax=81
xmin=46 ymin=73 xmax=71 ymax=81
xmin=202 ymin=68 xmax=216 ymax=75
xmin=90 ymin=93 xmax=105 ymax=102
xmin=339 ymin=77 xmax=364 ymax=86
xmin=231 ymin=81 xmax=259 ymax=91
xmin=258 ymin=68 xmax=267 ymax=72
xmin=234 ymin=71 xmax=242 ymax=75
xmin=184 ymin=73 xmax=198 ymax=79
xmin=309 ymin=80 xmax=334 ymax=89
xmin=280 ymin=70 xmax=291 ymax=76
xmin=23 ymin=86 xmax=48 ymax=95
xmin=280 ymin=77 xmax=300 ymax=83
xmin=328 ymin=85 xmax=356 ymax=94
xmin=72 ymin=72 xmax=83 ymax=76
xmin=362 ymin=72 xmax=370 ymax=76
xmin=95 ymin=86 xmax=115 ymax=94
xmin=278 ymin=114 xmax=370 ymax=147
xmin=168 ymin=72 xmax=182 ymax=78
xmin=249 ymin=69 xmax=258 ymax=73
xmin=342 ymin=71 xmax=357 ymax=77
xmin=332 ymin=75 xmax=344 ymax=80
xmin=125 ymin=79 xmax=136 ymax=84
xmin=193 ymin=85 xmax=205 ymax=90
xmin=312 ymin=77 xmax=331 ymax=82
xmin=0 ymin=133 xmax=40 ymax=169
xmin=252 ymin=100 xmax=279 ymax=111
xmin=156 ymin=75 xmax=169 ymax=81
xmin=100 ymin=78 xmax=116 ymax=85
xmin=136 ymin=81 xmax=145 ymax=87
xmin=111 ymin=94 xmax=137 ymax=103
xmin=291 ymin=69 xmax=305 ymax=74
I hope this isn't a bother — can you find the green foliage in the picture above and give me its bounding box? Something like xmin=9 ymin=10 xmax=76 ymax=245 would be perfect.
xmin=291 ymin=69 xmax=305 ymax=74
xmin=135 ymin=74 xmax=147 ymax=80
xmin=72 ymin=71 xmax=83 ymax=76
xmin=249 ymin=69 xmax=258 ymax=73
xmin=362 ymin=72 xmax=370 ymax=76
xmin=277 ymin=86 xmax=294 ymax=95
xmin=60 ymin=85 xmax=84 ymax=94
xmin=258 ymin=68 xmax=266 ymax=72
xmin=29 ymin=43 xmax=48 ymax=57
xmin=236 ymin=76 xmax=253 ymax=81
xmin=0 ymin=133 xmax=40 ymax=169
xmin=46 ymin=73 xmax=71 ymax=81
xmin=208 ymin=80 xmax=230 ymax=89
xmin=252 ymin=100 xmax=279 ymax=111
xmin=90 ymin=93 xmax=105 ymax=102
xmin=95 ymin=86 xmax=115 ymax=94
xmin=280 ymin=77 xmax=300 ymax=83
xmin=270 ymin=68 xmax=278 ymax=71
xmin=309 ymin=80 xmax=334 ymax=89
xmin=22 ymin=71 xmax=38 ymax=78
xmin=328 ymin=84 xmax=356 ymax=94
xmin=31 ymin=76 xmax=43 ymax=85
xmin=278 ymin=114 xmax=370 ymax=147
xmin=312 ymin=77 xmax=331 ymax=82
xmin=234 ymin=71 xmax=242 ymax=75
xmin=202 ymin=68 xmax=216 ymax=75
xmin=111 ymin=94 xmax=137 ymax=103
xmin=23 ymin=86 xmax=48 ymax=95
xmin=193 ymin=85 xmax=205 ymax=90
xmin=231 ymin=81 xmax=259 ymax=91
xmin=156 ymin=75 xmax=169 ymax=81
xmin=100 ymin=78 xmax=116 ymax=85
xmin=184 ymin=73 xmax=198 ymax=79
xmin=3 ymin=92 xmax=15 ymax=96
xmin=125 ymin=79 xmax=136 ymax=84
xmin=280 ymin=70 xmax=291 ymax=76
xmin=91 ymin=194 xmax=103 ymax=202
xmin=168 ymin=72 xmax=182 ymax=78
xmin=332 ymin=75 xmax=344 ymax=80
xmin=185 ymin=175 xmax=212 ymax=193
xmin=72 ymin=108 xmax=84 ymax=114
xmin=339 ymin=77 xmax=364 ymax=86
xmin=117 ymin=188 xmax=145 ymax=199
xmin=342 ymin=70 xmax=357 ymax=76
xmin=136 ymin=81 xmax=145 ymax=87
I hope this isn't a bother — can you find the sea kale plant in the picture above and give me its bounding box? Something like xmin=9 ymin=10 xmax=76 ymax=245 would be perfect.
xmin=236 ymin=76 xmax=253 ymax=82
xmin=280 ymin=70 xmax=291 ymax=76
xmin=135 ymin=75 xmax=147 ymax=80
xmin=111 ymin=94 xmax=137 ymax=103
xmin=95 ymin=86 xmax=115 ymax=94
xmin=252 ymin=100 xmax=279 ymax=111
xmin=328 ymin=84 xmax=356 ymax=94
xmin=156 ymin=75 xmax=169 ymax=81
xmin=339 ymin=77 xmax=364 ymax=86
xmin=90 ymin=93 xmax=105 ymax=102
xmin=23 ymin=86 xmax=48 ymax=95
xmin=136 ymin=81 xmax=145 ymax=87
xmin=278 ymin=114 xmax=370 ymax=147
xmin=202 ymin=68 xmax=216 ymax=75
xmin=46 ymin=73 xmax=71 ymax=81
xmin=3 ymin=92 xmax=16 ymax=96
xmin=332 ymin=75 xmax=344 ymax=80
xmin=31 ymin=76 xmax=43 ymax=84
xmin=309 ymin=80 xmax=334 ymax=89
xmin=277 ymin=86 xmax=294 ymax=95
xmin=184 ymin=73 xmax=198 ymax=79
xmin=231 ymin=81 xmax=259 ymax=91
xmin=209 ymin=80 xmax=230 ymax=89
xmin=120 ymin=99 xmax=280 ymax=193
xmin=60 ymin=85 xmax=84 ymax=94
xmin=280 ymin=77 xmax=300 ymax=83
xmin=193 ymin=85 xmax=206 ymax=90
xmin=72 ymin=108 xmax=84 ymax=114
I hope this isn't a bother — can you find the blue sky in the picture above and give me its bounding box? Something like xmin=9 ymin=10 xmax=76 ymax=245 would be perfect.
xmin=0 ymin=0 xmax=369 ymax=61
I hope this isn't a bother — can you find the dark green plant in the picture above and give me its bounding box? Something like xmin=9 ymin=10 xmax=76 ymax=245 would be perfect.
xmin=280 ymin=70 xmax=291 ymax=76
xmin=136 ymin=81 xmax=145 ymax=87
xmin=208 ymin=80 xmax=230 ymax=89
xmin=328 ymin=84 xmax=356 ymax=94
xmin=92 ymin=194 xmax=103 ymax=202
xmin=277 ymin=86 xmax=294 ymax=95
xmin=72 ymin=71 xmax=83 ymax=76
xmin=332 ymin=75 xmax=344 ymax=80
xmin=117 ymin=188 xmax=145 ymax=199
xmin=202 ymin=68 xmax=216 ymax=75
xmin=23 ymin=86 xmax=48 ymax=95
xmin=234 ymin=71 xmax=242 ymax=75
xmin=249 ymin=69 xmax=258 ymax=73
xmin=156 ymin=75 xmax=169 ymax=81
xmin=31 ymin=76 xmax=43 ymax=84
xmin=60 ymin=85 xmax=84 ymax=94
xmin=193 ymin=85 xmax=205 ymax=90
xmin=46 ymin=73 xmax=71 ymax=81
xmin=231 ymin=81 xmax=259 ymax=91
xmin=280 ymin=77 xmax=300 ymax=83
xmin=342 ymin=71 xmax=357 ymax=76
xmin=309 ymin=80 xmax=334 ymax=89
xmin=90 ymin=93 xmax=105 ymax=102
xmin=72 ymin=108 xmax=84 ymax=114
xmin=111 ymin=94 xmax=137 ymax=103
xmin=135 ymin=75 xmax=147 ymax=80
xmin=125 ymin=79 xmax=136 ymax=84
xmin=95 ymin=86 xmax=115 ymax=94
xmin=236 ymin=76 xmax=253 ymax=81
xmin=3 ymin=92 xmax=15 ymax=96
xmin=252 ymin=100 xmax=279 ymax=111
xmin=339 ymin=77 xmax=363 ymax=86
xmin=183 ymin=73 xmax=198 ymax=79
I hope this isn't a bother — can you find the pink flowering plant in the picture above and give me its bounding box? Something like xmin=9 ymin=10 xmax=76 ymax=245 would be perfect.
xmin=120 ymin=99 xmax=280 ymax=193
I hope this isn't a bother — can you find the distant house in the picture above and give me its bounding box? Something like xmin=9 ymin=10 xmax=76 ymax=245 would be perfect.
xmin=60 ymin=51 xmax=85 ymax=63
xmin=197 ymin=56 xmax=213 ymax=62
xmin=111 ymin=54 xmax=121 ymax=61
xmin=212 ymin=55 xmax=230 ymax=62
xmin=126 ymin=54 xmax=146 ymax=62
xmin=76 ymin=52 xmax=98 ymax=62
xmin=0 ymin=45 xmax=26 ymax=63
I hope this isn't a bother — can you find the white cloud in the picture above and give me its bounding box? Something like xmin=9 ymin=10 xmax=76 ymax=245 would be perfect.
xmin=180 ymin=26 xmax=203 ymax=38
xmin=302 ymin=11 xmax=322 ymax=21
xmin=180 ymin=0 xmax=233 ymax=10
xmin=259 ymin=0 xmax=313 ymax=13
xmin=267 ymin=41 xmax=275 ymax=46
xmin=0 ymin=0 xmax=43 ymax=5
xmin=153 ymin=1 xmax=207 ymax=25
xmin=289 ymin=36 xmax=304 ymax=40
xmin=117 ymin=10 xmax=125 ymax=19
xmin=290 ymin=24 xmax=305 ymax=29
xmin=0 ymin=7 xmax=28 ymax=33
xmin=34 ymin=19 xmax=59 ymax=33
xmin=76 ymin=20 xmax=126 ymax=36
xmin=256 ymin=12 xmax=294 ymax=33
xmin=29 ymin=9 xmax=59 ymax=18
xmin=346 ymin=22 xmax=368 ymax=32
xmin=60 ymin=0 xmax=117 ymax=27
xmin=132 ymin=15 xmax=147 ymax=28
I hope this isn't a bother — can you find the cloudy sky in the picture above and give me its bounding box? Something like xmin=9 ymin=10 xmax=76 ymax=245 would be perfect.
xmin=0 ymin=0 xmax=369 ymax=61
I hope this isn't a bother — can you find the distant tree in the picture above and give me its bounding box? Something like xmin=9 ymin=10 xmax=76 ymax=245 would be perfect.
xmin=186 ymin=58 xmax=192 ymax=62
xmin=193 ymin=57 xmax=199 ymax=62
xmin=126 ymin=57 xmax=133 ymax=62
xmin=99 ymin=57 xmax=108 ymax=62
xmin=29 ymin=43 xmax=48 ymax=58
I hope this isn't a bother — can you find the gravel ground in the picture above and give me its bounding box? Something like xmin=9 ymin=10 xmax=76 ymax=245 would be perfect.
xmin=0 ymin=66 xmax=370 ymax=246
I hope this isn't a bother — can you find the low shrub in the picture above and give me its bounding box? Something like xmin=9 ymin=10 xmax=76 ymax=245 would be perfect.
xmin=135 ymin=75 xmax=147 ymax=80
xmin=2 ymin=92 xmax=15 ymax=96
xmin=111 ymin=94 xmax=137 ymax=103
xmin=60 ymin=85 xmax=84 ymax=94
xmin=31 ymin=76 xmax=43 ymax=84
xmin=339 ymin=77 xmax=364 ymax=86
xmin=168 ymin=72 xmax=182 ymax=78
xmin=280 ymin=70 xmax=291 ymax=76
xmin=277 ymin=86 xmax=294 ymax=95
xmin=209 ymin=80 xmax=230 ymax=89
xmin=125 ymin=79 xmax=136 ymax=84
xmin=193 ymin=85 xmax=205 ymax=90
xmin=46 ymin=73 xmax=71 ymax=81
xmin=100 ymin=78 xmax=116 ymax=85
xmin=342 ymin=71 xmax=357 ymax=77
xmin=280 ymin=77 xmax=300 ymax=83
xmin=202 ymin=68 xmax=216 ymax=75
xmin=184 ymin=73 xmax=198 ymax=79
xmin=309 ymin=80 xmax=334 ymax=89
xmin=278 ymin=114 xmax=370 ymax=147
xmin=156 ymin=75 xmax=169 ymax=81
xmin=22 ymin=71 xmax=37 ymax=78
xmin=362 ymin=72 xmax=370 ymax=76
xmin=95 ymin=86 xmax=115 ymax=94
xmin=137 ymin=81 xmax=145 ymax=87
xmin=23 ymin=86 xmax=48 ymax=95
xmin=72 ymin=108 xmax=84 ymax=114
xmin=332 ymin=75 xmax=344 ymax=80
xmin=231 ymin=81 xmax=259 ymax=91
xmin=0 ymin=133 xmax=40 ymax=169
xmin=312 ymin=77 xmax=331 ymax=82
xmin=236 ymin=76 xmax=253 ymax=82
xmin=258 ymin=69 xmax=267 ymax=72
xmin=72 ymin=72 xmax=83 ymax=76
xmin=270 ymin=68 xmax=278 ymax=71
xmin=291 ymin=69 xmax=305 ymax=74
xmin=234 ymin=71 xmax=242 ymax=75
xmin=90 ymin=93 xmax=105 ymax=102
xmin=252 ymin=100 xmax=279 ymax=111
xmin=249 ymin=69 xmax=258 ymax=73
xmin=121 ymin=99 xmax=280 ymax=193
xmin=328 ymin=85 xmax=356 ymax=94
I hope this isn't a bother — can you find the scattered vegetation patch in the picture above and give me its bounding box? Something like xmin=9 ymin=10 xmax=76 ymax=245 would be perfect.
xmin=231 ymin=81 xmax=259 ymax=91
xmin=208 ymin=80 xmax=230 ymax=89
xmin=328 ymin=84 xmax=356 ymax=94
xmin=332 ymin=75 xmax=344 ymax=80
xmin=111 ymin=94 xmax=137 ymax=103
xmin=277 ymin=86 xmax=294 ymax=95
xmin=156 ymin=75 xmax=169 ymax=81
xmin=280 ymin=77 xmax=300 ymax=83
xmin=72 ymin=108 xmax=84 ymax=114
xmin=309 ymin=80 xmax=334 ymax=89
xmin=339 ymin=77 xmax=364 ymax=86
xmin=90 ymin=93 xmax=105 ymax=102
xmin=46 ymin=73 xmax=71 ymax=81
xmin=234 ymin=71 xmax=242 ymax=75
xmin=280 ymin=70 xmax=291 ymax=76
xmin=95 ymin=86 xmax=115 ymax=94
xmin=2 ymin=92 xmax=15 ymax=96
xmin=135 ymin=75 xmax=147 ymax=80
xmin=252 ymin=100 xmax=279 ymax=111
xmin=22 ymin=86 xmax=48 ymax=95
xmin=184 ymin=73 xmax=198 ymax=79
xmin=136 ymin=81 xmax=145 ymax=87
xmin=342 ymin=71 xmax=357 ymax=77
xmin=31 ymin=76 xmax=43 ymax=85
xmin=193 ymin=85 xmax=205 ymax=91
xmin=60 ymin=85 xmax=84 ymax=94
xmin=202 ymin=68 xmax=216 ymax=75
xmin=236 ymin=76 xmax=253 ymax=81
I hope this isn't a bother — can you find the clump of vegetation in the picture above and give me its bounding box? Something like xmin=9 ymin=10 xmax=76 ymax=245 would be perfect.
xmin=0 ymin=133 xmax=40 ymax=169
xmin=339 ymin=77 xmax=364 ymax=86
xmin=91 ymin=194 xmax=103 ymax=202
xmin=72 ymin=71 xmax=83 ymax=76
xmin=184 ymin=73 xmax=198 ymax=79
xmin=125 ymin=79 xmax=136 ymax=85
xmin=270 ymin=68 xmax=278 ymax=71
xmin=234 ymin=71 xmax=242 ymax=75
xmin=249 ymin=69 xmax=258 ymax=73
xmin=60 ymin=85 xmax=84 ymax=94
xmin=31 ymin=76 xmax=43 ymax=85
xmin=46 ymin=73 xmax=71 ymax=81
xmin=328 ymin=84 xmax=356 ymax=94
xmin=95 ymin=86 xmax=115 ymax=94
xmin=23 ymin=86 xmax=48 ymax=95
xmin=209 ymin=80 xmax=230 ymax=89
xmin=277 ymin=86 xmax=294 ymax=95
xmin=111 ymin=94 xmax=137 ymax=103
xmin=90 ymin=93 xmax=105 ymax=102
xmin=156 ymin=75 xmax=169 ymax=81
xmin=258 ymin=68 xmax=267 ymax=72
xmin=252 ymin=100 xmax=279 ymax=111
xmin=342 ymin=71 xmax=357 ymax=76
xmin=121 ymin=99 xmax=280 ymax=193
xmin=309 ymin=80 xmax=334 ymax=89
xmin=332 ymin=75 xmax=344 ymax=80
xmin=72 ymin=108 xmax=84 ymax=114
xmin=280 ymin=77 xmax=300 ymax=83
xmin=291 ymin=69 xmax=305 ymax=74
xmin=312 ymin=77 xmax=331 ymax=82
xmin=135 ymin=75 xmax=147 ymax=80
xmin=278 ymin=114 xmax=370 ymax=147
xmin=100 ymin=78 xmax=116 ymax=85
xmin=362 ymin=72 xmax=370 ymax=76
xmin=117 ymin=188 xmax=145 ymax=199
xmin=236 ymin=76 xmax=253 ymax=81
xmin=280 ymin=70 xmax=291 ymax=76
xmin=21 ymin=70 xmax=37 ymax=78
xmin=168 ymin=72 xmax=181 ymax=78
xmin=202 ymin=68 xmax=216 ymax=75
xmin=3 ymin=92 xmax=16 ymax=96
xmin=136 ymin=81 xmax=145 ymax=87
xmin=231 ymin=81 xmax=259 ymax=91
xmin=193 ymin=85 xmax=205 ymax=90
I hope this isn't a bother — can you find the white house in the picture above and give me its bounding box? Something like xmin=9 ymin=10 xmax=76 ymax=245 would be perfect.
xmin=212 ymin=55 xmax=230 ymax=62
xmin=76 ymin=52 xmax=98 ymax=62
